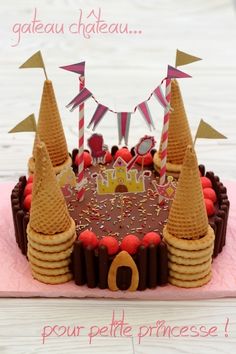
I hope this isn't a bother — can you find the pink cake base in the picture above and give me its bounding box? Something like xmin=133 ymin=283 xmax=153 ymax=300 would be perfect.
xmin=0 ymin=182 xmax=236 ymax=300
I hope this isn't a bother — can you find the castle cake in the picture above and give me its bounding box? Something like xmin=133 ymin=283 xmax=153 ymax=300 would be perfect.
xmin=10 ymin=51 xmax=230 ymax=292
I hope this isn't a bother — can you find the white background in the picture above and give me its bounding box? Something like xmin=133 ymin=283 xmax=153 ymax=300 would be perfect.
xmin=0 ymin=0 xmax=236 ymax=353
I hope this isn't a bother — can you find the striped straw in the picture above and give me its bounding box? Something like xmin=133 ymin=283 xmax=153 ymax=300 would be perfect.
xmin=159 ymin=78 xmax=171 ymax=204
xmin=77 ymin=76 xmax=85 ymax=202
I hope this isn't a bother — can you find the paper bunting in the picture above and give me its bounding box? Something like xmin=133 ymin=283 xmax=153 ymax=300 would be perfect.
xmin=19 ymin=51 xmax=48 ymax=80
xmin=153 ymin=85 xmax=171 ymax=110
xmin=176 ymin=49 xmax=202 ymax=68
xmin=60 ymin=62 xmax=85 ymax=76
xmin=117 ymin=112 xmax=132 ymax=145
xmin=87 ymin=104 xmax=108 ymax=130
xmin=167 ymin=65 xmax=191 ymax=79
xmin=194 ymin=119 xmax=227 ymax=145
xmin=8 ymin=113 xmax=37 ymax=133
xmin=137 ymin=101 xmax=155 ymax=130
xmin=66 ymin=88 xmax=92 ymax=112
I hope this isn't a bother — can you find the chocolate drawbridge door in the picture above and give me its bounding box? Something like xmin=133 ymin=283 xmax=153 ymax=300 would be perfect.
xmin=108 ymin=251 xmax=139 ymax=291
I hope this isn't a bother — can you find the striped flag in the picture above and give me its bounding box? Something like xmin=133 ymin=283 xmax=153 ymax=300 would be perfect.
xmin=153 ymin=85 xmax=171 ymax=110
xmin=137 ymin=101 xmax=155 ymax=130
xmin=167 ymin=65 xmax=191 ymax=79
xmin=87 ymin=104 xmax=108 ymax=130
xmin=117 ymin=112 xmax=132 ymax=145
xmin=60 ymin=62 xmax=85 ymax=76
xmin=66 ymin=88 xmax=92 ymax=111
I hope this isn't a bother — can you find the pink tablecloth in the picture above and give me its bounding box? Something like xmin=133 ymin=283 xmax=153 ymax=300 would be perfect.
xmin=0 ymin=181 xmax=236 ymax=300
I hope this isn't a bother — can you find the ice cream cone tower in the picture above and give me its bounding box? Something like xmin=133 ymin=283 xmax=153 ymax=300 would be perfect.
xmin=163 ymin=145 xmax=215 ymax=288
xmin=154 ymin=79 xmax=193 ymax=178
xmin=27 ymin=141 xmax=76 ymax=284
xmin=28 ymin=80 xmax=72 ymax=175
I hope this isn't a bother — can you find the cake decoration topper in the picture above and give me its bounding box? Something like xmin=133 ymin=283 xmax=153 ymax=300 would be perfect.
xmin=127 ymin=135 xmax=156 ymax=170
xmin=152 ymin=176 xmax=177 ymax=201
xmin=194 ymin=119 xmax=227 ymax=146
xmin=63 ymin=59 xmax=178 ymax=145
xmin=93 ymin=156 xmax=150 ymax=196
xmin=87 ymin=133 xmax=108 ymax=164
xmin=19 ymin=50 xmax=48 ymax=80
xmin=60 ymin=61 xmax=86 ymax=202
xmin=8 ymin=113 xmax=37 ymax=133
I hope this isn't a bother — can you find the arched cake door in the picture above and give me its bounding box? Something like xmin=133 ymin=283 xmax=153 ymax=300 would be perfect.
xmin=115 ymin=185 xmax=128 ymax=193
xmin=108 ymin=251 xmax=139 ymax=291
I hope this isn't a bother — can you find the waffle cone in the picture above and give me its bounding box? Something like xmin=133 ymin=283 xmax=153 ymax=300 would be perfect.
xmin=159 ymin=79 xmax=193 ymax=165
xmin=32 ymin=80 xmax=69 ymax=167
xmin=166 ymin=145 xmax=208 ymax=239
xmin=29 ymin=141 xmax=71 ymax=235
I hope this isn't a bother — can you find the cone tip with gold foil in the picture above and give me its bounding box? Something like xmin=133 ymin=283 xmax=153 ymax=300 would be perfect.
xmin=166 ymin=145 xmax=209 ymax=239
xmin=29 ymin=141 xmax=71 ymax=235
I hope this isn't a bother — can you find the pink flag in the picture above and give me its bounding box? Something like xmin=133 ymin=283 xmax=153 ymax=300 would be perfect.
xmin=137 ymin=101 xmax=155 ymax=130
xmin=153 ymin=85 xmax=170 ymax=110
xmin=167 ymin=65 xmax=191 ymax=79
xmin=60 ymin=62 xmax=85 ymax=76
xmin=66 ymin=88 xmax=92 ymax=112
xmin=87 ymin=104 xmax=108 ymax=130
xmin=117 ymin=112 xmax=132 ymax=145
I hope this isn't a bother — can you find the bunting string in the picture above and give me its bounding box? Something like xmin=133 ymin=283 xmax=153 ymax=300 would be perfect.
xmin=66 ymin=64 xmax=191 ymax=145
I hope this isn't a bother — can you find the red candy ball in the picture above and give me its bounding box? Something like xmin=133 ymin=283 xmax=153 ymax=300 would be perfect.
xmin=23 ymin=194 xmax=32 ymax=211
xmin=136 ymin=153 xmax=153 ymax=166
xmin=24 ymin=183 xmax=33 ymax=197
xmin=115 ymin=148 xmax=132 ymax=163
xmin=201 ymin=176 xmax=212 ymax=189
xmin=79 ymin=230 xmax=98 ymax=248
xmin=204 ymin=198 xmax=215 ymax=216
xmin=142 ymin=232 xmax=161 ymax=247
xmin=120 ymin=235 xmax=141 ymax=255
xmin=75 ymin=152 xmax=92 ymax=168
xmin=27 ymin=175 xmax=34 ymax=184
xmin=105 ymin=151 xmax=113 ymax=163
xmin=99 ymin=236 xmax=119 ymax=255
xmin=203 ymin=188 xmax=217 ymax=203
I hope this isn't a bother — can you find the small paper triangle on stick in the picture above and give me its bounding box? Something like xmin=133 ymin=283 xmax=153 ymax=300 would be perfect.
xmin=167 ymin=65 xmax=191 ymax=79
xmin=8 ymin=114 xmax=37 ymax=133
xmin=19 ymin=50 xmax=48 ymax=80
xmin=194 ymin=119 xmax=227 ymax=145
xmin=175 ymin=49 xmax=202 ymax=67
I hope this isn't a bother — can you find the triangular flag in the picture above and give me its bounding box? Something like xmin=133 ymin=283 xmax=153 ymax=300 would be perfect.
xmin=194 ymin=119 xmax=227 ymax=144
xmin=117 ymin=112 xmax=132 ymax=145
xmin=19 ymin=51 xmax=48 ymax=80
xmin=8 ymin=114 xmax=37 ymax=133
xmin=153 ymin=85 xmax=171 ymax=110
xmin=87 ymin=104 xmax=108 ymax=130
xmin=167 ymin=65 xmax=191 ymax=79
xmin=60 ymin=62 xmax=85 ymax=76
xmin=176 ymin=49 xmax=202 ymax=67
xmin=66 ymin=88 xmax=92 ymax=111
xmin=19 ymin=51 xmax=44 ymax=69
xmin=137 ymin=101 xmax=155 ymax=130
